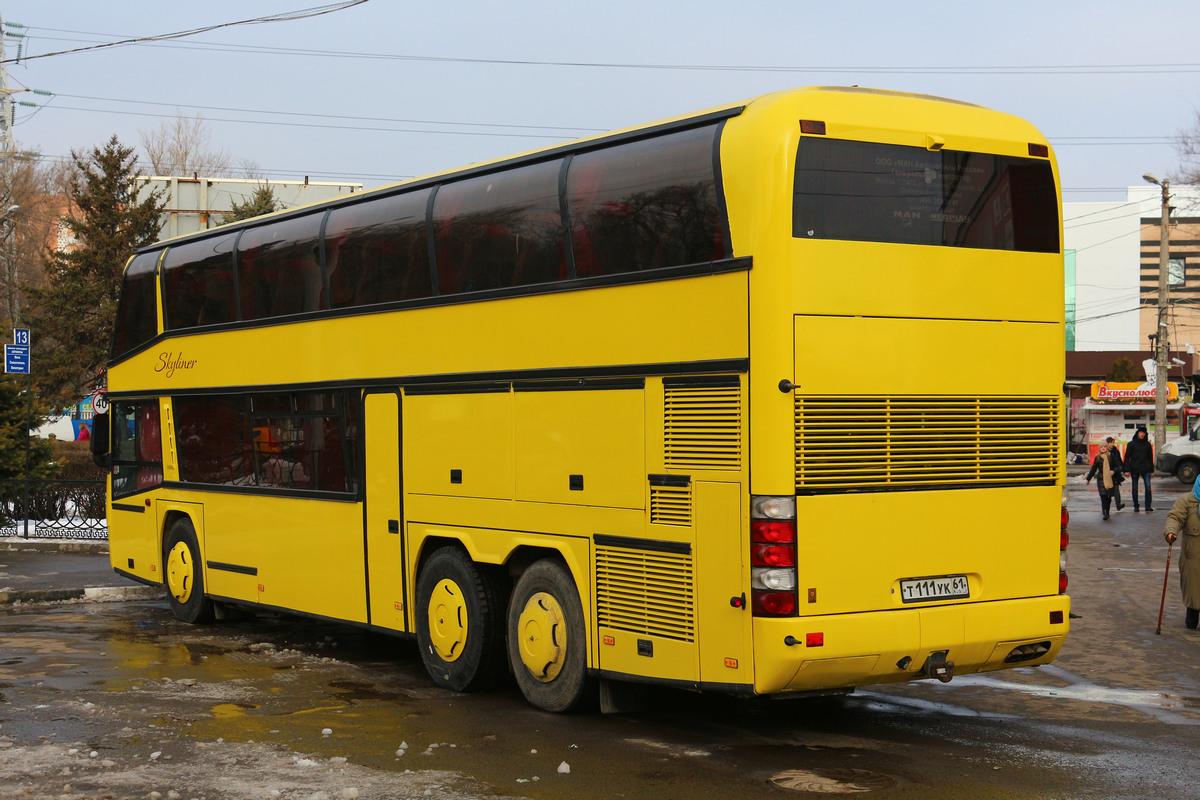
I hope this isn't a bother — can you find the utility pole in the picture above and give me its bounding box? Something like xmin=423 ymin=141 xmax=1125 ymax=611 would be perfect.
xmin=1144 ymin=173 xmax=1171 ymax=452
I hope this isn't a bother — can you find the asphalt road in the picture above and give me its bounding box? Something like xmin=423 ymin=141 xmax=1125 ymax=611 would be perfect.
xmin=0 ymin=480 xmax=1197 ymax=800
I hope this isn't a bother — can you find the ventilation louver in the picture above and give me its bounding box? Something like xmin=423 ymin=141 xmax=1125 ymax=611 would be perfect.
xmin=596 ymin=545 xmax=696 ymax=642
xmin=795 ymin=395 xmax=1061 ymax=492
xmin=664 ymin=377 xmax=742 ymax=471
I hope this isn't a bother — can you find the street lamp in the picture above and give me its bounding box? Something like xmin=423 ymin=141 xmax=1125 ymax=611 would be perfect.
xmin=1143 ymin=173 xmax=1171 ymax=452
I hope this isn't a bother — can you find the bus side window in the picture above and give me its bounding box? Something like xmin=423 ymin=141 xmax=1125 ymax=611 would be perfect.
xmin=325 ymin=189 xmax=433 ymax=309
xmin=433 ymin=159 xmax=564 ymax=295
xmin=238 ymin=213 xmax=325 ymax=321
xmin=566 ymin=125 xmax=724 ymax=277
xmin=161 ymin=233 xmax=238 ymax=330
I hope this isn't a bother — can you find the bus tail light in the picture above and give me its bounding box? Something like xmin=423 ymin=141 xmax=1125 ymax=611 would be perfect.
xmin=1059 ymin=491 xmax=1069 ymax=594
xmin=751 ymin=495 xmax=798 ymax=617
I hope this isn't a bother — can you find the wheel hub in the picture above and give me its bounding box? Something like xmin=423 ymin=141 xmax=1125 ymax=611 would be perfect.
xmin=517 ymin=591 xmax=566 ymax=682
xmin=427 ymin=578 xmax=468 ymax=662
xmin=166 ymin=541 xmax=193 ymax=604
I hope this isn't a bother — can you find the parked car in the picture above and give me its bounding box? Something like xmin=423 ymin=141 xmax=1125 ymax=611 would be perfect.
xmin=1157 ymin=420 xmax=1200 ymax=483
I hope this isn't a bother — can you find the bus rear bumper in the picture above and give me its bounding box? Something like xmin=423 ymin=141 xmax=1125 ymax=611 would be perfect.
xmin=752 ymin=594 xmax=1071 ymax=696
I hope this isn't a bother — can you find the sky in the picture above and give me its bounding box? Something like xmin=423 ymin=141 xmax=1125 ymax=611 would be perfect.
xmin=3 ymin=0 xmax=1200 ymax=202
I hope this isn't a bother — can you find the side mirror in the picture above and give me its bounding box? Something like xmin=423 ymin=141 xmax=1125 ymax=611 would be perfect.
xmin=90 ymin=411 xmax=111 ymax=469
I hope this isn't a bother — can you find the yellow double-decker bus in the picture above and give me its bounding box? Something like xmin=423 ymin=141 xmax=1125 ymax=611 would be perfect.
xmin=96 ymin=86 xmax=1070 ymax=712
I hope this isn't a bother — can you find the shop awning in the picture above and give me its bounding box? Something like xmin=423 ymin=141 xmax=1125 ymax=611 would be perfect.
xmin=1079 ymin=402 xmax=1185 ymax=412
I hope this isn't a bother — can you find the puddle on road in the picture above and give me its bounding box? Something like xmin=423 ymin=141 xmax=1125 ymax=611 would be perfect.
xmin=771 ymin=768 xmax=895 ymax=793
xmin=865 ymin=664 xmax=1200 ymax=726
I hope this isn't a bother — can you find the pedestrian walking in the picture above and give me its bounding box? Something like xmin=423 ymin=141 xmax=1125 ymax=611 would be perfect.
xmin=1163 ymin=475 xmax=1200 ymax=630
xmin=1086 ymin=443 xmax=1122 ymax=520
xmin=1124 ymin=425 xmax=1154 ymax=512
xmin=1105 ymin=436 xmax=1126 ymax=511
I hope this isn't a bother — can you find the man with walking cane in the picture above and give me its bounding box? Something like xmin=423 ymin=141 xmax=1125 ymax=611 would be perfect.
xmin=1163 ymin=475 xmax=1200 ymax=630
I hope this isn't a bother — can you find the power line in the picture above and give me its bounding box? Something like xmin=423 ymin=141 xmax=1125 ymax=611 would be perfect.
xmin=30 ymin=151 xmax=404 ymax=185
xmin=17 ymin=93 xmax=1177 ymax=148
xmin=27 ymin=103 xmax=576 ymax=141
xmin=52 ymin=93 xmax=605 ymax=136
xmin=1 ymin=2 xmax=372 ymax=64
xmin=18 ymin=26 xmax=1200 ymax=75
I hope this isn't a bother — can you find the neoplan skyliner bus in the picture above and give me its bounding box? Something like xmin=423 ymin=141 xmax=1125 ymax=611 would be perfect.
xmin=94 ymin=86 xmax=1071 ymax=712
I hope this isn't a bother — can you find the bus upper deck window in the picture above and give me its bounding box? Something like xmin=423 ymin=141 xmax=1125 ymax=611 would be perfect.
xmin=111 ymin=252 xmax=161 ymax=361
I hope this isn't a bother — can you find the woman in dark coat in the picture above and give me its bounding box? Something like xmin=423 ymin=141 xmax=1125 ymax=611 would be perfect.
xmin=1085 ymin=442 xmax=1125 ymax=520
xmin=1123 ymin=425 xmax=1154 ymax=512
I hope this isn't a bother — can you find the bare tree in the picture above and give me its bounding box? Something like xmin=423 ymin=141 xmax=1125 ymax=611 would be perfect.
xmin=1176 ymin=110 xmax=1200 ymax=185
xmin=0 ymin=155 xmax=66 ymax=329
xmin=140 ymin=112 xmax=233 ymax=177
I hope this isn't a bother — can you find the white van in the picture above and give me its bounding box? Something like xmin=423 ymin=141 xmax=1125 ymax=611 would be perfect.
xmin=1157 ymin=420 xmax=1200 ymax=483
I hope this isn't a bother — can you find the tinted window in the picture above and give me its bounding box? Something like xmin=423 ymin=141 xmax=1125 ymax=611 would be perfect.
xmin=175 ymin=391 xmax=358 ymax=493
xmin=567 ymin=125 xmax=725 ymax=278
xmin=793 ymin=139 xmax=1060 ymax=253
xmin=434 ymin=159 xmax=565 ymax=294
xmin=161 ymin=233 xmax=238 ymax=330
xmin=325 ymin=189 xmax=432 ymax=308
xmin=238 ymin=214 xmax=325 ymax=321
xmin=110 ymin=400 xmax=163 ymax=498
xmin=111 ymin=252 xmax=160 ymax=359
xmin=175 ymin=396 xmax=253 ymax=486
xmin=249 ymin=391 xmax=355 ymax=492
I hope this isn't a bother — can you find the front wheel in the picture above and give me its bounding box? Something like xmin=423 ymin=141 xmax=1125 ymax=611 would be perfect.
xmin=1177 ymin=460 xmax=1199 ymax=484
xmin=507 ymin=559 xmax=592 ymax=712
xmin=164 ymin=517 xmax=214 ymax=624
xmin=414 ymin=547 xmax=507 ymax=693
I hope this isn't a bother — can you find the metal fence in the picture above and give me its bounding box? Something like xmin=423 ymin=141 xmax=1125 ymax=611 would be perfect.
xmin=0 ymin=479 xmax=108 ymax=540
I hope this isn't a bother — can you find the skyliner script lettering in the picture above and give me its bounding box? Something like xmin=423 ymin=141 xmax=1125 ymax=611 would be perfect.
xmin=155 ymin=352 xmax=197 ymax=378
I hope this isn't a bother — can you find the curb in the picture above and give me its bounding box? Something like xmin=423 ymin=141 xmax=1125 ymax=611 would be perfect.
xmin=0 ymin=539 xmax=109 ymax=554
xmin=0 ymin=585 xmax=161 ymax=606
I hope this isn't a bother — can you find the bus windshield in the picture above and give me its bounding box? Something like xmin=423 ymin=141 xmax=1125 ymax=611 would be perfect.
xmin=793 ymin=138 xmax=1059 ymax=253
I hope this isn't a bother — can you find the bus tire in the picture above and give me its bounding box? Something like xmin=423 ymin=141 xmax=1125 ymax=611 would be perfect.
xmin=164 ymin=517 xmax=214 ymax=625
xmin=414 ymin=546 xmax=507 ymax=693
xmin=506 ymin=559 xmax=592 ymax=713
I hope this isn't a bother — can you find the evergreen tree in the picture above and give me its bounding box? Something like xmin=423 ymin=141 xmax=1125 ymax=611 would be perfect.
xmin=0 ymin=375 xmax=56 ymax=482
xmin=1105 ymin=358 xmax=1140 ymax=382
xmin=220 ymin=184 xmax=279 ymax=225
xmin=24 ymin=136 xmax=165 ymax=405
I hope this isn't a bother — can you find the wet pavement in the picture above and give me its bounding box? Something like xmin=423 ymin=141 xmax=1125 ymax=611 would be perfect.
xmin=0 ymin=476 xmax=1198 ymax=799
xmin=0 ymin=538 xmax=155 ymax=604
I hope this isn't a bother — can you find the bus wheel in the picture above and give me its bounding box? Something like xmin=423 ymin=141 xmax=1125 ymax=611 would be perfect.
xmin=507 ymin=559 xmax=592 ymax=712
xmin=414 ymin=547 xmax=506 ymax=693
xmin=164 ymin=518 xmax=214 ymax=625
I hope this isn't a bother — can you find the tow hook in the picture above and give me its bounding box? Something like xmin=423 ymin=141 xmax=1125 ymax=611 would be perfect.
xmin=921 ymin=651 xmax=955 ymax=683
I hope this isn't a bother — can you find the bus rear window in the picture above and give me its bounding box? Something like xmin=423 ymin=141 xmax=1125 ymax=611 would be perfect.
xmin=793 ymin=139 xmax=1059 ymax=253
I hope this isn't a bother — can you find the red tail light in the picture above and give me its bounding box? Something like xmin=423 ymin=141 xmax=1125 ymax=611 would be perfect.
xmin=751 ymin=496 xmax=799 ymax=617
xmin=1059 ymin=501 xmax=1069 ymax=594
xmin=752 ymin=520 xmax=796 ymax=543
xmin=752 ymin=544 xmax=797 ymax=568
xmin=752 ymin=591 xmax=797 ymax=616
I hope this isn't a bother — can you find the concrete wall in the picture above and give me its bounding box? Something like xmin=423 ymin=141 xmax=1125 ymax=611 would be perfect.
xmin=137 ymin=176 xmax=363 ymax=242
